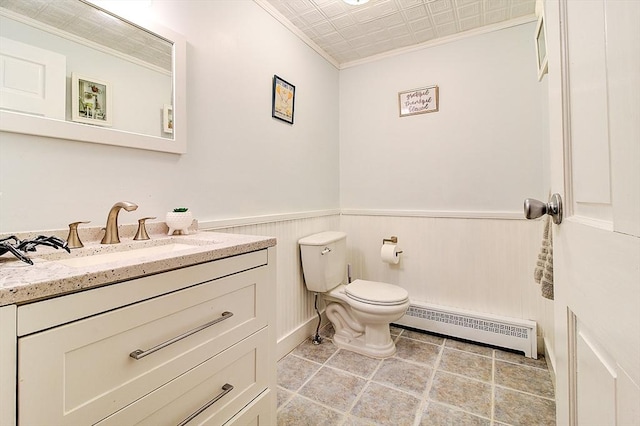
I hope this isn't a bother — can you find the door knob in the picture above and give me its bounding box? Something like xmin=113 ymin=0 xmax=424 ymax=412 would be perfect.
xmin=524 ymin=193 xmax=563 ymax=224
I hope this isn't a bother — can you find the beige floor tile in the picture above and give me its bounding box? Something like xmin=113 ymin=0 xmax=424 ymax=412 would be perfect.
xmin=495 ymin=361 xmax=555 ymax=399
xmin=372 ymin=357 xmax=432 ymax=396
xmin=326 ymin=349 xmax=382 ymax=379
xmin=277 ymin=386 xmax=293 ymax=408
xmin=278 ymin=329 xmax=556 ymax=425
xmin=438 ymin=348 xmax=493 ymax=382
xmin=400 ymin=329 xmax=445 ymax=345
xmin=277 ymin=354 xmax=321 ymax=391
xmin=342 ymin=415 xmax=380 ymax=426
xmin=293 ymin=338 xmax=339 ymax=363
xmin=394 ymin=337 xmax=442 ymax=366
xmin=350 ymin=382 xmax=421 ymax=426
xmin=444 ymin=338 xmax=494 ymax=357
xmin=277 ymin=395 xmax=344 ymax=426
xmin=419 ymin=402 xmax=491 ymax=426
xmin=495 ymin=349 xmax=549 ymax=369
xmin=494 ymin=387 xmax=556 ymax=426
xmin=320 ymin=323 xmax=335 ymax=340
xmin=390 ymin=325 xmax=403 ymax=337
xmin=299 ymin=366 xmax=367 ymax=412
xmin=429 ymin=371 xmax=492 ymax=418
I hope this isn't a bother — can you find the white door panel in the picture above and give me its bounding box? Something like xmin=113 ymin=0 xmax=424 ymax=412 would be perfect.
xmin=566 ymin=0 xmax=611 ymax=209
xmin=617 ymin=368 xmax=640 ymax=425
xmin=556 ymin=221 xmax=640 ymax=385
xmin=576 ymin=324 xmax=617 ymax=426
xmin=605 ymin=1 xmax=640 ymax=237
xmin=546 ymin=0 xmax=640 ymax=424
xmin=0 ymin=37 xmax=65 ymax=119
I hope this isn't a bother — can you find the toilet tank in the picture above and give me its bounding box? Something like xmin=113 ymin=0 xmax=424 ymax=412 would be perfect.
xmin=298 ymin=231 xmax=347 ymax=293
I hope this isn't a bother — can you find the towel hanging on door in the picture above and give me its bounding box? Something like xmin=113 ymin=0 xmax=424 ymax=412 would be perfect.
xmin=534 ymin=216 xmax=554 ymax=300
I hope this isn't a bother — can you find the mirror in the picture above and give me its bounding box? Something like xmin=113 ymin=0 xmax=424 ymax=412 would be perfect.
xmin=0 ymin=0 xmax=186 ymax=153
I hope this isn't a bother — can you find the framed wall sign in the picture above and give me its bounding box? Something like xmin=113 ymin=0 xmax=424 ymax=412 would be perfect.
xmin=398 ymin=85 xmax=439 ymax=117
xmin=272 ymin=75 xmax=295 ymax=124
xmin=71 ymin=73 xmax=112 ymax=127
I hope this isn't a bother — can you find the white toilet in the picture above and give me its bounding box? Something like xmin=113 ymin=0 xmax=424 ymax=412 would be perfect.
xmin=298 ymin=231 xmax=410 ymax=358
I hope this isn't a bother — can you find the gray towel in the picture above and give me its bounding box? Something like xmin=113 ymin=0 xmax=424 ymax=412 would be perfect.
xmin=534 ymin=216 xmax=554 ymax=300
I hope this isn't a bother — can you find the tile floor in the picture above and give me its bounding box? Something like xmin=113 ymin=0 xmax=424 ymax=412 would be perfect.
xmin=277 ymin=325 xmax=556 ymax=426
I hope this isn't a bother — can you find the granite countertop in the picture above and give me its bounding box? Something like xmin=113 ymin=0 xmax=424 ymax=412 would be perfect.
xmin=0 ymin=229 xmax=276 ymax=307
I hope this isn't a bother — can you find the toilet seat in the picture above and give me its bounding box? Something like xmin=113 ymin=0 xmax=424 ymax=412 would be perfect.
xmin=345 ymin=279 xmax=409 ymax=306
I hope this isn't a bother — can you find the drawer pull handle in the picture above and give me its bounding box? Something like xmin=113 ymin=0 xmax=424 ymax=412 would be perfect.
xmin=177 ymin=383 xmax=234 ymax=426
xmin=129 ymin=311 xmax=234 ymax=360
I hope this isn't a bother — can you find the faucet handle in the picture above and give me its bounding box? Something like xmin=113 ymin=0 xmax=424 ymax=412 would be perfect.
xmin=67 ymin=221 xmax=90 ymax=249
xmin=134 ymin=217 xmax=156 ymax=241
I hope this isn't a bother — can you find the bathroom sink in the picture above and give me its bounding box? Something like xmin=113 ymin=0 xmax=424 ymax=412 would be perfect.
xmin=54 ymin=243 xmax=197 ymax=268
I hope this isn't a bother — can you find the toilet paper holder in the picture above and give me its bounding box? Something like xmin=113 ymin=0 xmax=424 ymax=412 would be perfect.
xmin=382 ymin=236 xmax=403 ymax=254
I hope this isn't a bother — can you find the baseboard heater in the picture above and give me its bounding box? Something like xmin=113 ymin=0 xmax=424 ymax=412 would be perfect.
xmin=394 ymin=300 xmax=538 ymax=359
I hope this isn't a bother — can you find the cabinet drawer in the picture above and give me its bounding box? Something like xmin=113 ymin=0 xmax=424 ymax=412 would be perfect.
xmin=218 ymin=389 xmax=274 ymax=426
xmin=17 ymin=250 xmax=268 ymax=335
xmin=18 ymin=266 xmax=268 ymax=425
xmin=96 ymin=328 xmax=269 ymax=426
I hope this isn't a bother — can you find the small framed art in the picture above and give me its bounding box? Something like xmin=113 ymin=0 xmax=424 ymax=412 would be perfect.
xmin=163 ymin=104 xmax=173 ymax=134
xmin=71 ymin=73 xmax=112 ymax=127
xmin=272 ymin=75 xmax=295 ymax=124
xmin=398 ymin=85 xmax=439 ymax=117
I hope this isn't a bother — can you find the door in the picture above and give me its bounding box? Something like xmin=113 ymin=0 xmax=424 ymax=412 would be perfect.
xmin=545 ymin=0 xmax=640 ymax=424
xmin=0 ymin=37 xmax=66 ymax=119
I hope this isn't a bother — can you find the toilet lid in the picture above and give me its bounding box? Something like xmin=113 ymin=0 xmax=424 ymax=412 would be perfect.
xmin=345 ymin=279 xmax=409 ymax=306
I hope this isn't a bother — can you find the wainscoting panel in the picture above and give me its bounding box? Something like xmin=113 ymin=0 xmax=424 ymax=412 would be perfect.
xmin=205 ymin=214 xmax=340 ymax=348
xmin=341 ymin=214 xmax=555 ymax=353
xmin=203 ymin=212 xmax=555 ymax=359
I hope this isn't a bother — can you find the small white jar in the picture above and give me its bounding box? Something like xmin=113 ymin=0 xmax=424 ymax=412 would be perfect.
xmin=165 ymin=211 xmax=193 ymax=235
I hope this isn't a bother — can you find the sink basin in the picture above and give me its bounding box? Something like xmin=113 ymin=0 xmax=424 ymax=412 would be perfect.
xmin=55 ymin=243 xmax=197 ymax=268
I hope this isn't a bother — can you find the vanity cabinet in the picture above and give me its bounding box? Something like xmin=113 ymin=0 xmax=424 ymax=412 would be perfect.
xmin=10 ymin=247 xmax=276 ymax=425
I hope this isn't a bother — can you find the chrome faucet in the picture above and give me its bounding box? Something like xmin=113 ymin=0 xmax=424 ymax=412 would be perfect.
xmin=101 ymin=201 xmax=138 ymax=244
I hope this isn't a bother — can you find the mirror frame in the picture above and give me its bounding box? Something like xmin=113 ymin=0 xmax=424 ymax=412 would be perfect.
xmin=0 ymin=6 xmax=187 ymax=154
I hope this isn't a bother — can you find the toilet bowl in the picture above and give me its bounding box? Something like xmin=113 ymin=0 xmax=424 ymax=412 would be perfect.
xmin=298 ymin=231 xmax=410 ymax=358
xmin=326 ymin=280 xmax=410 ymax=357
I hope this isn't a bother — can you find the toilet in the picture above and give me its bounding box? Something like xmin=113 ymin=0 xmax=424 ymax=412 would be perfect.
xmin=298 ymin=231 xmax=410 ymax=358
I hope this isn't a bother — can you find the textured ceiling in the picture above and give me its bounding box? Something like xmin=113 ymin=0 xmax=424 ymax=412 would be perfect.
xmin=263 ymin=0 xmax=537 ymax=66
xmin=0 ymin=0 xmax=172 ymax=71
xmin=2 ymin=0 xmax=537 ymax=71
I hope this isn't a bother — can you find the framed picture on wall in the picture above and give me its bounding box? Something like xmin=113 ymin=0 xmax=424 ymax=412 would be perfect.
xmin=71 ymin=73 xmax=112 ymax=127
xmin=272 ymin=75 xmax=295 ymax=124
xmin=163 ymin=104 xmax=173 ymax=134
xmin=535 ymin=13 xmax=548 ymax=81
xmin=398 ymin=85 xmax=439 ymax=117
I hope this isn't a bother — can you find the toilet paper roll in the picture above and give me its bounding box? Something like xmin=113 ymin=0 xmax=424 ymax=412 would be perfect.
xmin=381 ymin=244 xmax=400 ymax=264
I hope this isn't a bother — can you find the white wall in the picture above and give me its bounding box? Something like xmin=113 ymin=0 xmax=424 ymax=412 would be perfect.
xmin=338 ymin=23 xmax=552 ymax=350
xmin=339 ymin=23 xmax=547 ymax=213
xmin=0 ymin=0 xmax=340 ymax=233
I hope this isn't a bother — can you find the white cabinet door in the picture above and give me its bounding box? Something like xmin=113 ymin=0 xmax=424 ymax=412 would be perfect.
xmin=0 ymin=305 xmax=16 ymax=426
xmin=546 ymin=0 xmax=640 ymax=424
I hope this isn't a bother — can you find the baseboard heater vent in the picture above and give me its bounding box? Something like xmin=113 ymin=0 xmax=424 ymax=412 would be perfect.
xmin=394 ymin=301 xmax=537 ymax=358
